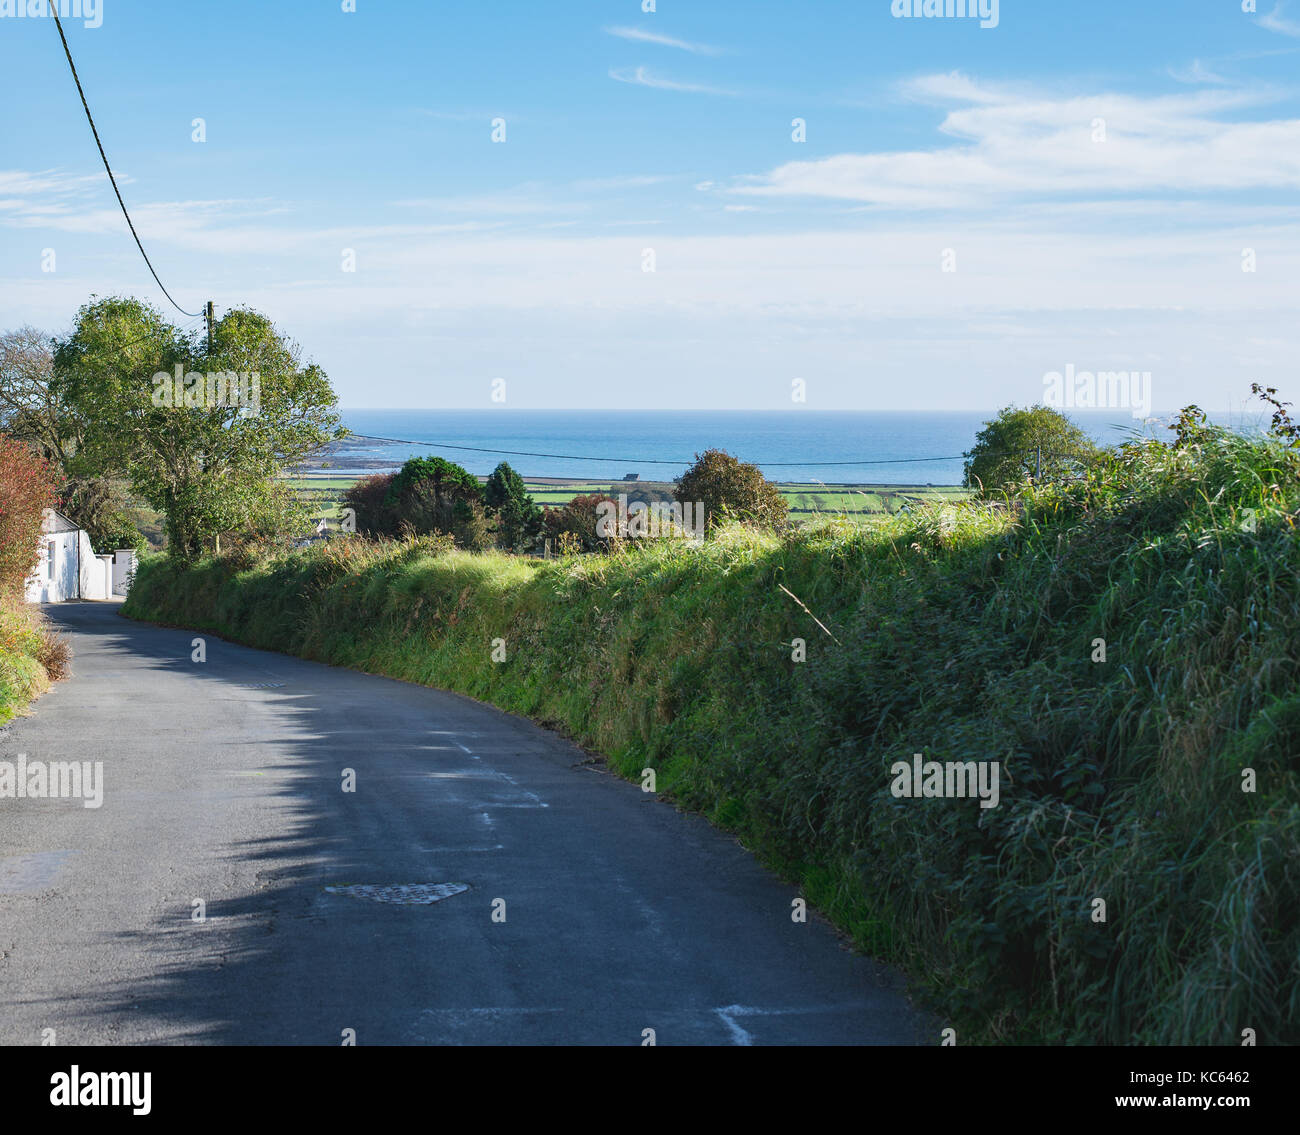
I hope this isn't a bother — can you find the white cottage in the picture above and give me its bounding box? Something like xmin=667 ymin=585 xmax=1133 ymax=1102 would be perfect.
xmin=24 ymin=509 xmax=135 ymax=603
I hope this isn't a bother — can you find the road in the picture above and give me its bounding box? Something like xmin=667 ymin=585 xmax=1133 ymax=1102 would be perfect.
xmin=0 ymin=601 xmax=926 ymax=1045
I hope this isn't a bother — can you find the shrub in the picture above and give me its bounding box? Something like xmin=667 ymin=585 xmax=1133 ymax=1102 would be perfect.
xmin=360 ymin=457 xmax=487 ymax=545
xmin=342 ymin=473 xmax=395 ymax=537
xmin=674 ymin=449 xmax=788 ymax=533
xmin=542 ymin=492 xmax=615 ymax=553
xmin=0 ymin=433 xmax=58 ymax=596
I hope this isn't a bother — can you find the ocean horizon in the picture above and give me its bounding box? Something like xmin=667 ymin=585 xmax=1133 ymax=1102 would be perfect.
xmin=331 ymin=409 xmax=1257 ymax=486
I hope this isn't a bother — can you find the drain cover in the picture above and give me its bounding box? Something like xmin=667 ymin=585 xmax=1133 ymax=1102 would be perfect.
xmin=324 ymin=883 xmax=469 ymax=904
xmin=242 ymin=682 xmax=286 ymax=689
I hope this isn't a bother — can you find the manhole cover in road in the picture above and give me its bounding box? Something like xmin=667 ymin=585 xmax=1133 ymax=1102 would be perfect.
xmin=324 ymin=883 xmax=469 ymax=904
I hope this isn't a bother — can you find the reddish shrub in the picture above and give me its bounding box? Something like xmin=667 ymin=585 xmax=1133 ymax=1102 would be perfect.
xmin=542 ymin=492 xmax=616 ymax=553
xmin=341 ymin=473 xmax=395 ymax=537
xmin=0 ymin=435 xmax=59 ymax=597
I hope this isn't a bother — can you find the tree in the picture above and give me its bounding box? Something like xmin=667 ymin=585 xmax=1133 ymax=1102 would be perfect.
xmin=1 ymin=325 xmax=141 ymax=552
xmin=484 ymin=462 xmax=541 ymax=551
xmin=674 ymin=449 xmax=788 ymax=533
xmin=381 ymin=456 xmax=484 ymax=542
xmin=52 ymin=297 xmax=343 ymax=559
xmin=0 ymin=435 xmax=59 ymax=597
xmin=0 ymin=327 xmax=72 ymax=464
xmin=964 ymin=405 xmax=1098 ymax=497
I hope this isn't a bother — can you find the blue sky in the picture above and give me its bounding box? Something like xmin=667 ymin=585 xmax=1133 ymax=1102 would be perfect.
xmin=2 ymin=0 xmax=1298 ymax=412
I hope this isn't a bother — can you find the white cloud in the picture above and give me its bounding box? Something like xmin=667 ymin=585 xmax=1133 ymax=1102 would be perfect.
xmin=604 ymin=26 xmax=723 ymax=55
xmin=1259 ymin=3 xmax=1300 ymax=36
xmin=608 ymin=66 xmax=736 ymax=96
xmin=731 ymin=75 xmax=1300 ymax=208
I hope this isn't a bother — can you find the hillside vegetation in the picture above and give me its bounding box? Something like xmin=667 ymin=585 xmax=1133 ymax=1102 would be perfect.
xmin=124 ymin=417 xmax=1300 ymax=1043
xmin=0 ymin=434 xmax=66 ymax=723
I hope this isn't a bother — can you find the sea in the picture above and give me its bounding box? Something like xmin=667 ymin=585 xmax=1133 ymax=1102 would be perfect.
xmin=331 ymin=409 xmax=1254 ymax=486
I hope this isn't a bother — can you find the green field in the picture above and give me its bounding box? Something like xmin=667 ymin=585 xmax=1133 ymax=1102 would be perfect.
xmin=285 ymin=475 xmax=970 ymax=522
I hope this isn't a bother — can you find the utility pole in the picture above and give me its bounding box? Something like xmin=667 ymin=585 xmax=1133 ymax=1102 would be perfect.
xmin=205 ymin=300 xmax=214 ymax=355
xmin=1035 ymin=445 xmax=1041 ymax=480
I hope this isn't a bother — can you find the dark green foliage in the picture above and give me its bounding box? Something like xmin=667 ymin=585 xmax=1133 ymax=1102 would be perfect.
xmin=484 ymin=462 xmax=541 ymax=551
xmin=349 ymin=456 xmax=487 ymax=546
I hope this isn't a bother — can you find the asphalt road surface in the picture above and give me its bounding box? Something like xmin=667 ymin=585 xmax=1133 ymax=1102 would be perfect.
xmin=0 ymin=601 xmax=927 ymax=1046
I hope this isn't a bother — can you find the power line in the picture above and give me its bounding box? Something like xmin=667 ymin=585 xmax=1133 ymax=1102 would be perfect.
xmin=50 ymin=12 xmax=202 ymax=319
xmin=341 ymin=432 xmax=978 ymax=468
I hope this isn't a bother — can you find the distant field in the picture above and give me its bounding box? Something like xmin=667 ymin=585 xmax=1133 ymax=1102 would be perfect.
xmin=285 ymin=475 xmax=970 ymax=522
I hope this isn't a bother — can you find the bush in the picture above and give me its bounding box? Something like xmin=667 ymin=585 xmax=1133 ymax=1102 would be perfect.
xmin=349 ymin=457 xmax=488 ymax=546
xmin=0 ymin=433 xmax=58 ymax=597
xmin=674 ymin=449 xmax=788 ymax=533
xmin=541 ymin=492 xmax=615 ymax=553
xmin=342 ymin=473 xmax=395 ymax=537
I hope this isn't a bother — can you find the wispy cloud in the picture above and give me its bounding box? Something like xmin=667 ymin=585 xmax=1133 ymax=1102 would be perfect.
xmin=1166 ymin=58 xmax=1230 ymax=85
xmin=608 ymin=66 xmax=736 ymax=96
xmin=604 ymin=25 xmax=723 ymax=55
xmin=731 ymin=74 xmax=1300 ymax=209
xmin=1259 ymin=2 xmax=1300 ymax=36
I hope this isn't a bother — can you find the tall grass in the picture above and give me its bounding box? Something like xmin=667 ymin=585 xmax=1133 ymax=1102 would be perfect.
xmin=0 ymin=603 xmax=55 ymax=724
xmin=124 ymin=427 xmax=1300 ymax=1043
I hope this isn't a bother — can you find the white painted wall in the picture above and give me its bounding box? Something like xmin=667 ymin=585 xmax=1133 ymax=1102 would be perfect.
xmin=25 ymin=526 xmax=78 ymax=603
xmin=112 ymin=550 xmax=136 ymax=596
xmin=23 ymin=510 xmax=128 ymax=603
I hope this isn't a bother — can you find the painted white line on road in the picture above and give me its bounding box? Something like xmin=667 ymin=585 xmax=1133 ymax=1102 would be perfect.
xmin=713 ymin=1003 xmax=883 ymax=1046
xmin=714 ymin=1005 xmax=755 ymax=1046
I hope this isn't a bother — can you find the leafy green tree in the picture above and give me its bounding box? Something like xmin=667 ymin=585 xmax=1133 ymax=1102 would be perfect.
xmin=382 ymin=456 xmax=485 ymax=544
xmin=674 ymin=449 xmax=788 ymax=533
xmin=1 ymin=325 xmax=142 ymax=551
xmin=484 ymin=462 xmax=541 ymax=550
xmin=964 ymin=405 xmax=1098 ymax=497
xmin=52 ymin=297 xmax=342 ymax=559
